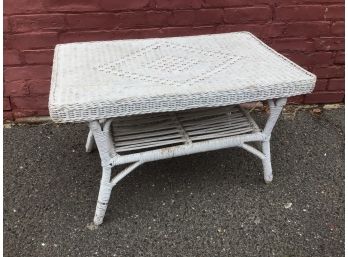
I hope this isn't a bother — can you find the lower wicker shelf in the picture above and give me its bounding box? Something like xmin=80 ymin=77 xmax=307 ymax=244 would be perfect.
xmin=111 ymin=105 xmax=260 ymax=154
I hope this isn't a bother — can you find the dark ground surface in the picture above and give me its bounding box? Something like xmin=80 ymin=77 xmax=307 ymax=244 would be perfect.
xmin=4 ymin=108 xmax=344 ymax=257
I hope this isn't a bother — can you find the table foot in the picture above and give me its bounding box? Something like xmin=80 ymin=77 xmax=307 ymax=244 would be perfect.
xmin=86 ymin=222 xmax=99 ymax=230
xmin=261 ymin=140 xmax=273 ymax=184
xmin=263 ymin=174 xmax=273 ymax=184
xmin=93 ymin=201 xmax=109 ymax=225
xmin=93 ymin=167 xmax=112 ymax=225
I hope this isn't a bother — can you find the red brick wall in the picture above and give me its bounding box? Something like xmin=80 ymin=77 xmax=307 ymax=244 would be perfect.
xmin=4 ymin=0 xmax=345 ymax=121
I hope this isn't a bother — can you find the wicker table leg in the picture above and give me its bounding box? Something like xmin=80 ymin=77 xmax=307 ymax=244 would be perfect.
xmin=88 ymin=120 xmax=115 ymax=226
xmin=88 ymin=120 xmax=143 ymax=226
xmin=261 ymin=97 xmax=287 ymax=183
xmin=85 ymin=130 xmax=95 ymax=152
xmin=261 ymin=140 xmax=273 ymax=183
xmin=93 ymin=167 xmax=112 ymax=225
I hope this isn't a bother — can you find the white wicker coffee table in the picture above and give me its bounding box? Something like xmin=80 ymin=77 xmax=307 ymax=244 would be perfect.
xmin=49 ymin=32 xmax=316 ymax=226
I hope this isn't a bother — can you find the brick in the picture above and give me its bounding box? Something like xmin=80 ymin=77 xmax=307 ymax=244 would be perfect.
xmin=271 ymin=5 xmax=345 ymax=23
xmin=313 ymin=65 xmax=344 ymax=78
xmin=160 ymin=26 xmax=215 ymax=37
xmin=272 ymin=38 xmax=314 ymax=52
xmin=160 ymin=27 xmax=194 ymax=37
xmin=218 ymin=24 xmax=282 ymax=40
xmin=4 ymin=16 xmax=10 ymax=33
xmin=283 ymin=22 xmax=331 ymax=37
xmin=327 ymin=78 xmax=344 ymax=91
xmin=274 ymin=0 xmax=344 ymax=3
xmin=168 ymin=9 xmax=223 ymax=26
xmin=27 ymin=80 xmax=51 ymax=95
xmin=11 ymin=95 xmax=49 ymax=110
xmin=11 ymin=14 xmax=65 ymax=33
xmin=155 ymin=0 xmax=201 ymax=9
xmin=325 ymin=5 xmax=344 ymax=20
xmin=6 ymin=32 xmax=58 ymax=50
xmin=169 ymin=10 xmax=195 ymax=26
xmin=4 ymin=97 xmax=11 ymax=111
xmin=23 ymin=49 xmax=54 ymax=64
xmin=331 ymin=21 xmax=344 ymax=36
xmin=308 ymin=52 xmax=333 ymax=66
xmin=59 ymin=31 xmax=117 ymax=44
xmin=314 ymin=37 xmax=344 ymax=51
xmin=313 ymin=79 xmax=328 ymax=91
xmin=283 ymin=51 xmax=333 ymax=66
xmin=334 ymin=51 xmax=344 ymax=64
xmin=119 ymin=11 xmax=170 ymax=28
xmin=4 ymin=111 xmax=14 ymax=121
xmin=4 ymin=65 xmax=52 ymax=82
xmin=100 ymin=0 xmax=150 ymax=10
xmin=4 ymin=0 xmax=44 ymax=14
xmin=191 ymin=26 xmax=217 ymax=35
xmin=304 ymin=92 xmax=344 ymax=103
xmin=203 ymin=0 xmax=271 ymax=7
xmin=43 ymin=0 xmax=100 ymax=12
xmin=217 ymin=24 xmax=269 ymax=38
xmin=114 ymin=28 xmax=162 ymax=39
xmin=267 ymin=23 xmax=287 ymax=38
xmin=287 ymin=95 xmax=304 ymax=104
xmin=224 ymin=7 xmax=272 ymax=24
xmin=4 ymin=81 xmax=29 ymax=96
xmin=66 ymin=13 xmax=119 ymax=30
xmin=275 ymin=5 xmax=326 ymax=21
xmin=194 ymin=9 xmax=223 ymax=25
xmin=4 ymin=50 xmax=22 ymax=65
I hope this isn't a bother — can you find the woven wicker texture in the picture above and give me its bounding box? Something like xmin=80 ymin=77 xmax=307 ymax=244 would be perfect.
xmin=111 ymin=105 xmax=256 ymax=153
xmin=49 ymin=31 xmax=316 ymax=123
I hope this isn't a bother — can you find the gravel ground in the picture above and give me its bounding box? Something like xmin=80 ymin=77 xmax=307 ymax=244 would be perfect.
xmin=4 ymin=108 xmax=344 ymax=257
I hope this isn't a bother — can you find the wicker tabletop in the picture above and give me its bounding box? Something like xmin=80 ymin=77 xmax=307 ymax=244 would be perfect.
xmin=49 ymin=31 xmax=316 ymax=123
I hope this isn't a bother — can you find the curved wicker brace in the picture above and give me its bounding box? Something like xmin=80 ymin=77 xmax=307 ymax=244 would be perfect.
xmin=93 ymin=162 xmax=143 ymax=225
xmin=241 ymin=143 xmax=266 ymax=160
xmin=111 ymin=162 xmax=143 ymax=186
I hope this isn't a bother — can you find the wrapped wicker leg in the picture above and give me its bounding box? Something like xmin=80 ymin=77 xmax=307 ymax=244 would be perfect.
xmin=93 ymin=167 xmax=112 ymax=225
xmin=85 ymin=130 xmax=95 ymax=153
xmin=261 ymin=98 xmax=287 ymax=183
xmin=262 ymin=140 xmax=272 ymax=183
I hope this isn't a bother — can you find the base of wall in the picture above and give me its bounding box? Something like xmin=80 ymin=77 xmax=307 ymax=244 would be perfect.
xmin=3 ymin=103 xmax=344 ymax=124
xmin=9 ymin=116 xmax=52 ymax=124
